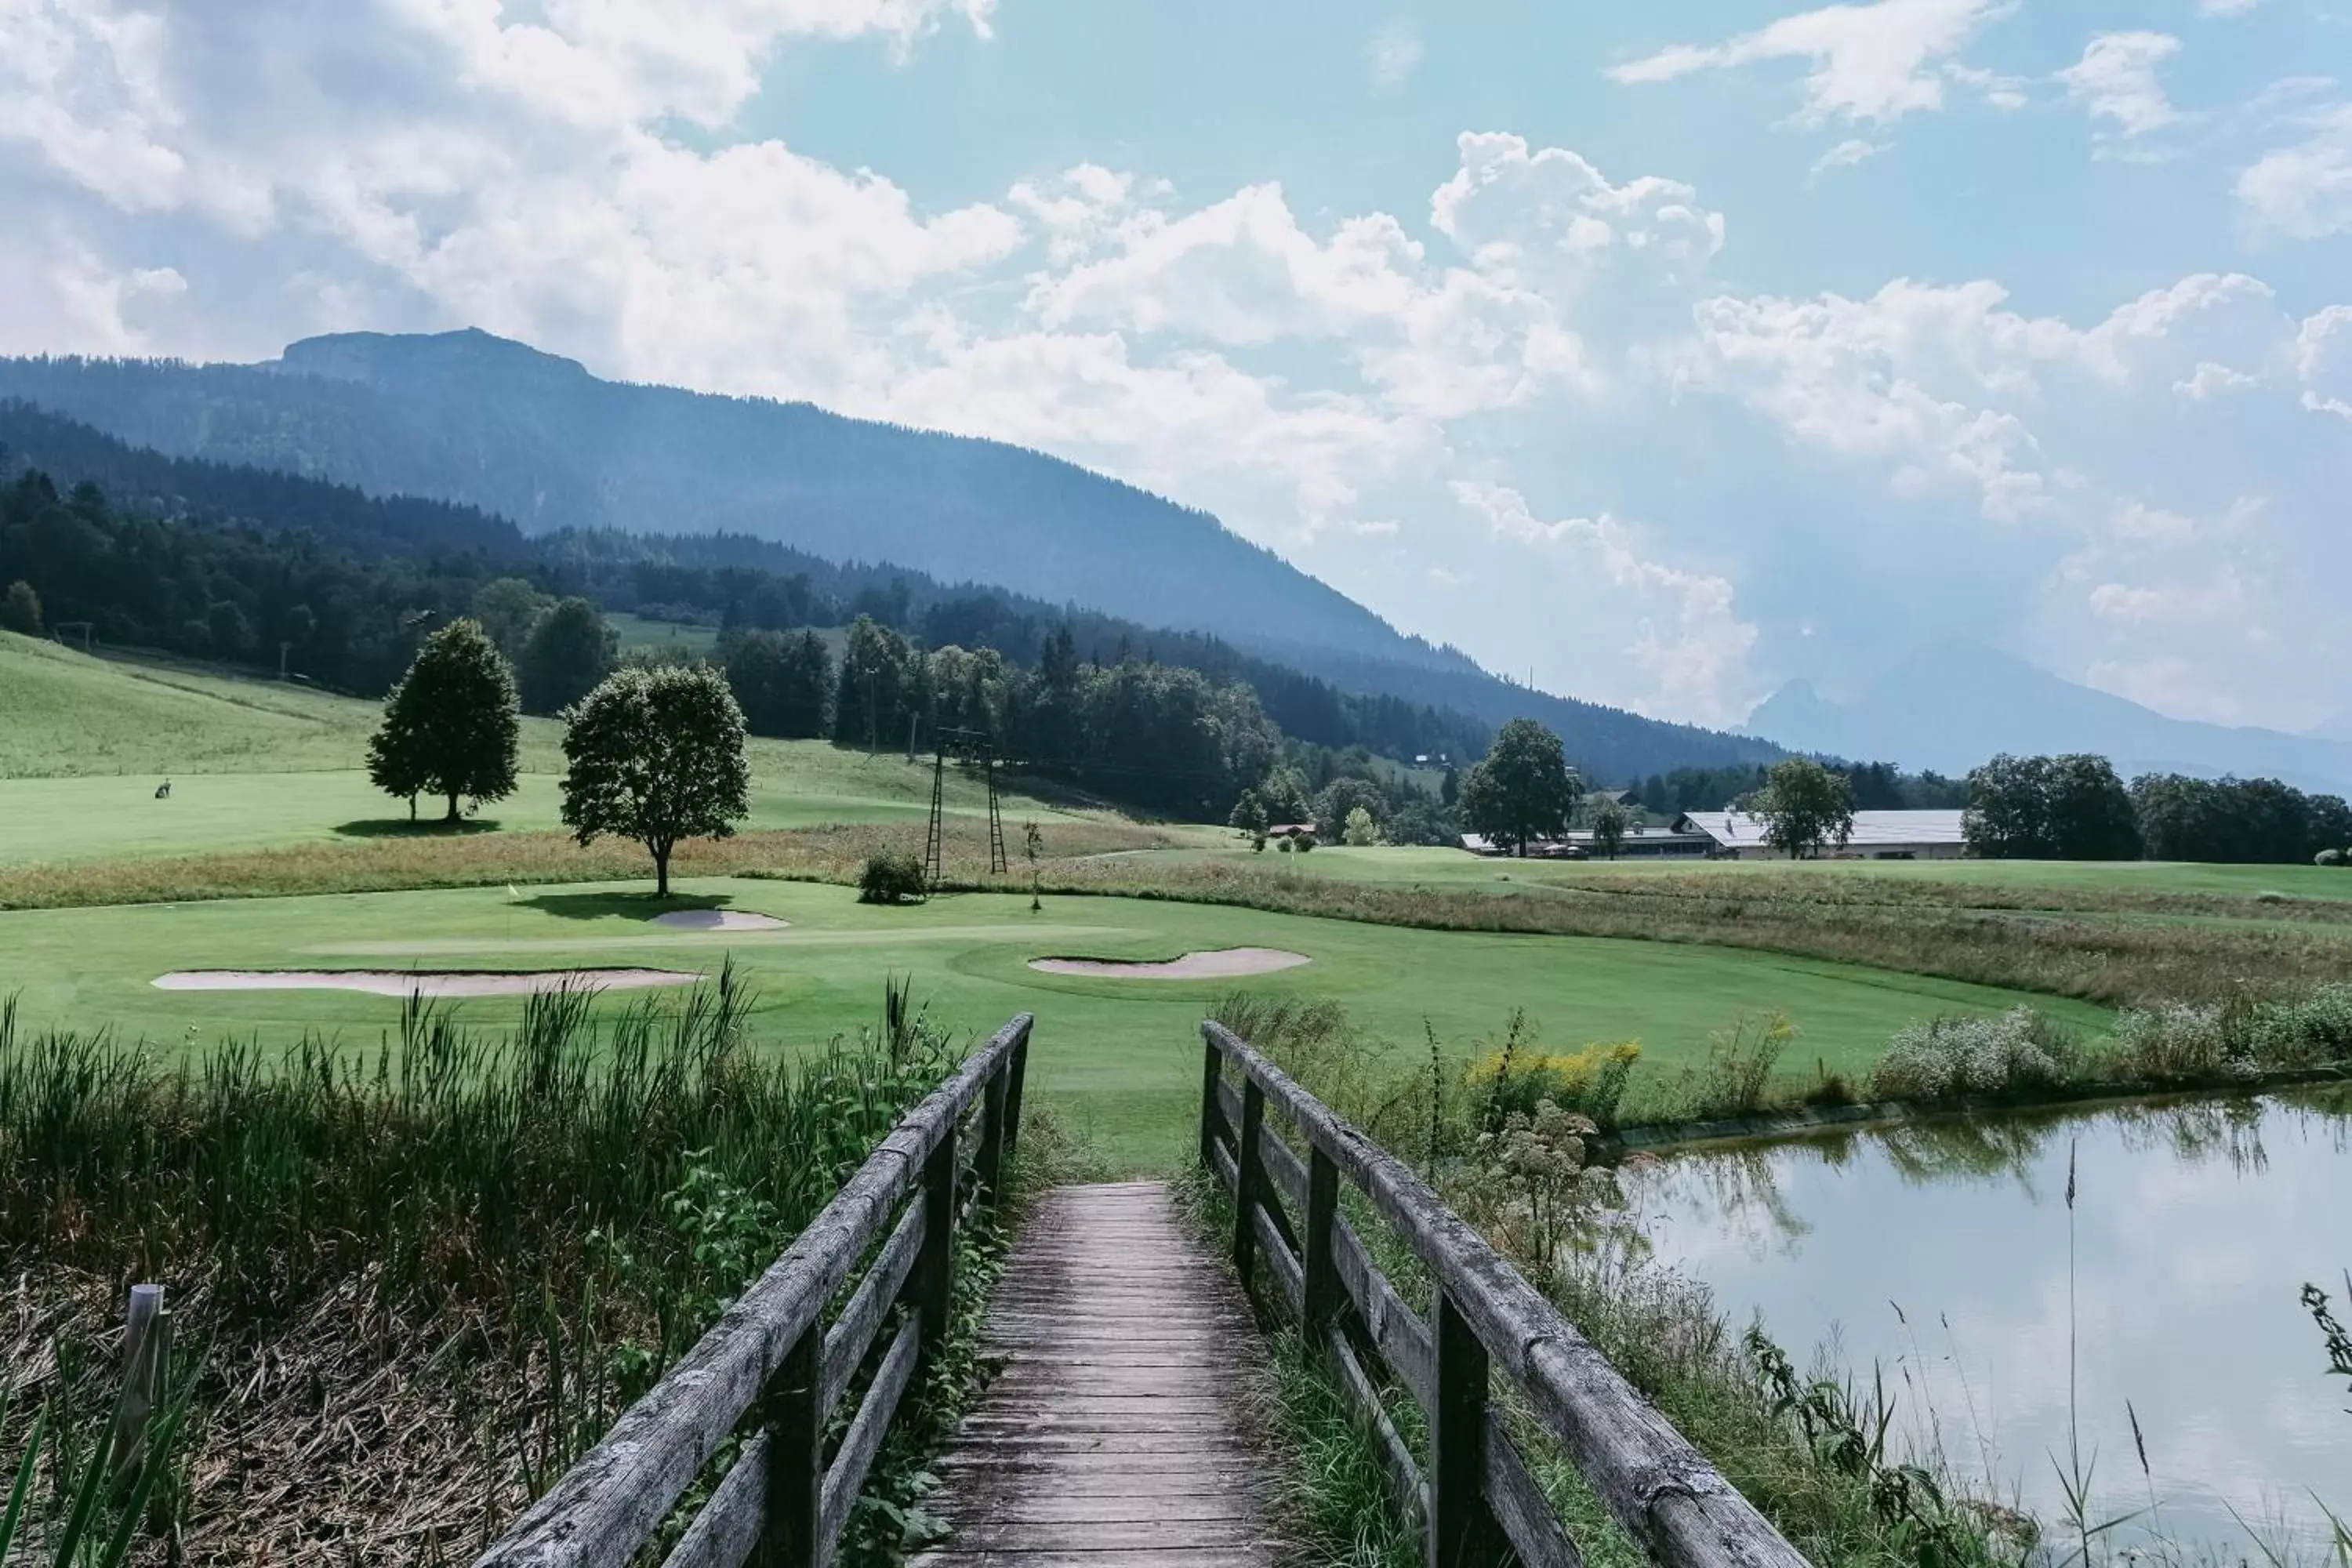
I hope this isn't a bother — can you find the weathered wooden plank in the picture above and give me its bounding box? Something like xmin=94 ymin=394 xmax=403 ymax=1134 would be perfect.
xmin=819 ymin=1201 xmax=924 ymax=1415
xmin=1205 ymin=1022 xmax=1809 ymax=1568
xmin=919 ymin=1182 xmax=1272 ymax=1566
xmin=1324 ymin=1323 xmax=1425 ymax=1526
xmin=914 ymin=1552 xmax=1261 ymax=1568
xmin=1253 ymin=1201 xmax=1304 ymax=1320
xmin=655 ymin=1431 xmax=766 ymax=1568
xmin=819 ymin=1314 xmax=922 ymax=1557
xmin=477 ymin=1014 xmax=1031 ymax=1568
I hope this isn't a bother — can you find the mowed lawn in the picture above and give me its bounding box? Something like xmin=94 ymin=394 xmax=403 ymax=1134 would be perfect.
xmin=0 ymin=877 xmax=2113 ymax=1171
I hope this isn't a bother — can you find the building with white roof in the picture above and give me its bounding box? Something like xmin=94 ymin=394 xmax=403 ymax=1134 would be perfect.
xmin=1673 ymin=809 xmax=1968 ymax=860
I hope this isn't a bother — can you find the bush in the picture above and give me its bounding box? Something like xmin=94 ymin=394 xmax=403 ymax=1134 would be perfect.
xmin=858 ymin=851 xmax=928 ymax=904
xmin=1869 ymin=1007 xmax=2075 ymax=1100
xmin=2100 ymin=1001 xmax=2242 ymax=1080
xmin=1470 ymin=1036 xmax=1642 ymax=1130
xmin=1294 ymin=832 xmax=1316 ymax=853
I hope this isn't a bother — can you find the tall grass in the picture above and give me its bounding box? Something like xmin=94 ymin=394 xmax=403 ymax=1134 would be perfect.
xmin=0 ymin=972 xmax=988 ymax=1561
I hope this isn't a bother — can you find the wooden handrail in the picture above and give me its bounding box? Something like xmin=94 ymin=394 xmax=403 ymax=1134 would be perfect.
xmin=1201 ymin=1019 xmax=1812 ymax=1568
xmin=477 ymin=1014 xmax=1034 ymax=1568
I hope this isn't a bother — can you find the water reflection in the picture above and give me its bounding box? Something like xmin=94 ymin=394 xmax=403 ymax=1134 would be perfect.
xmin=1625 ymin=1088 xmax=2352 ymax=1555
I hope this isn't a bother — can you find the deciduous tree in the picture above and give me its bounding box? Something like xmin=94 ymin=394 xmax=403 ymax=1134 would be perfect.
xmin=560 ymin=664 xmax=750 ymax=896
xmin=1754 ymin=758 xmax=1855 ymax=859
xmin=1590 ymin=797 xmax=1631 ymax=859
xmin=0 ymin=580 xmax=40 ymax=637
xmin=521 ymin=597 xmax=616 ymax=715
xmin=1460 ymin=718 xmax=1577 ymax=856
xmin=368 ymin=618 xmax=520 ymax=822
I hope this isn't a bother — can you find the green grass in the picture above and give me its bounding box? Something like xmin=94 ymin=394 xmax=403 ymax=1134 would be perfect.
xmin=608 ymin=612 xmax=720 ymax=656
xmin=0 ymin=630 xmax=394 ymax=777
xmin=0 ymin=877 xmax=2111 ymax=1172
xmin=0 ymin=630 xmax=1096 ymax=867
xmin=1133 ymin=839 xmax=2352 ymax=905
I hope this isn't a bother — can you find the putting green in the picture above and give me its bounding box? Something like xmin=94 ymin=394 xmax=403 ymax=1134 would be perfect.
xmin=0 ymin=878 xmax=2114 ymax=1171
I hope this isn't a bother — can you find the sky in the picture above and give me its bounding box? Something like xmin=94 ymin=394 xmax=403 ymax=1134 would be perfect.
xmin=2 ymin=0 xmax=2350 ymax=735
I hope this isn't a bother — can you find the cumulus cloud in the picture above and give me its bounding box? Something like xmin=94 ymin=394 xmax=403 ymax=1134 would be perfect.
xmin=1811 ymin=138 xmax=1885 ymax=173
xmin=2058 ymin=33 xmax=2183 ymax=141
xmin=0 ymin=0 xmax=2346 ymax=729
xmin=2238 ymin=104 xmax=2352 ymax=240
xmin=1609 ymin=0 xmax=2009 ymax=125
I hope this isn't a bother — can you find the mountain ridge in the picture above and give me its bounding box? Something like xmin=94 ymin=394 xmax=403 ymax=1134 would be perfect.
xmin=1747 ymin=641 xmax=2352 ymax=793
xmin=0 ymin=331 xmax=1784 ymax=781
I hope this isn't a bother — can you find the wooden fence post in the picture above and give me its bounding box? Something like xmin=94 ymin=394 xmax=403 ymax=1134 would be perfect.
xmin=111 ymin=1283 xmax=165 ymax=1478
xmin=916 ymin=1123 xmax=960 ymax=1352
xmin=761 ymin=1321 xmax=823 ymax=1568
xmin=1200 ymin=1038 xmax=1225 ymax=1169
xmin=1301 ymin=1148 xmax=1341 ymax=1348
xmin=1429 ymin=1289 xmax=1506 ymax=1568
xmin=1000 ymin=1031 xmax=1029 ymax=1171
xmin=973 ymin=1061 xmax=1010 ymax=1207
xmin=1232 ymin=1080 xmax=1265 ymax=1287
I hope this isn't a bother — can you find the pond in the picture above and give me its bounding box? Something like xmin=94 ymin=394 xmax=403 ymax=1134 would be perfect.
xmin=1624 ymin=1089 xmax=2352 ymax=1556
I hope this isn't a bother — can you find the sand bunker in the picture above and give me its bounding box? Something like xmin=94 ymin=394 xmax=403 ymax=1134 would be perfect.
xmin=1027 ymin=948 xmax=1311 ymax=980
xmin=651 ymin=909 xmax=789 ymax=932
xmin=154 ymin=969 xmax=701 ymax=999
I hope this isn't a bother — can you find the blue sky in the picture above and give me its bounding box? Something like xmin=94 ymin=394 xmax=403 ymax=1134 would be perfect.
xmin=2 ymin=0 xmax=2348 ymax=731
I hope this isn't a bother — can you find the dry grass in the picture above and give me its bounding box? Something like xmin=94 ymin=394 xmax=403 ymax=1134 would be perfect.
xmin=1040 ymin=859 xmax=2352 ymax=1009
xmin=0 ymin=817 xmax=1178 ymax=911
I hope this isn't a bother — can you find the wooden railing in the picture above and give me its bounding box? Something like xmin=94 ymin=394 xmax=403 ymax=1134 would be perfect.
xmin=1201 ymin=1020 xmax=1812 ymax=1568
xmin=477 ymin=1014 xmax=1033 ymax=1568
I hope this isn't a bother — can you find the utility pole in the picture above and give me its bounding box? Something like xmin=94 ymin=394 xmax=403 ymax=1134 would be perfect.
xmin=278 ymin=641 xmax=292 ymax=681
xmin=924 ymin=747 xmax=947 ymax=888
xmin=985 ymin=749 xmax=1007 ymax=876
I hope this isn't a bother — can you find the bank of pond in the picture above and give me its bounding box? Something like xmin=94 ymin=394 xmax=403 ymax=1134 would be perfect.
xmin=1626 ymin=1086 xmax=2352 ymax=1559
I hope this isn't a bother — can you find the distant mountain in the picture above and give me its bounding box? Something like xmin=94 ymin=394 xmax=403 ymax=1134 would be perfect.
xmin=0 ymin=331 xmax=1783 ymax=781
xmin=1747 ymin=641 xmax=2352 ymax=793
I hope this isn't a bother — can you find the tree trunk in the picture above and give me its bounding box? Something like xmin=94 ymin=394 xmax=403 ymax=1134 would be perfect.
xmin=445 ymin=791 xmax=462 ymax=823
xmin=653 ymin=843 xmax=671 ymax=898
xmin=408 ymin=793 xmax=417 ymax=822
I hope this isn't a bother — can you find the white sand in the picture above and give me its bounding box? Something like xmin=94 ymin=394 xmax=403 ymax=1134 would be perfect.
xmin=1027 ymin=948 xmax=1311 ymax=980
xmin=650 ymin=909 xmax=789 ymax=932
xmin=153 ymin=969 xmax=701 ymax=998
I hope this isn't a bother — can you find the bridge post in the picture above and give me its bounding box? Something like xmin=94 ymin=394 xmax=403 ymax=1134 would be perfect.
xmin=1429 ymin=1288 xmax=1507 ymax=1568
xmin=760 ymin=1320 xmax=823 ymax=1568
xmin=1302 ymin=1147 xmax=1341 ymax=1351
xmin=975 ymin=1059 xmax=1011 ymax=1206
xmin=1199 ymin=1038 xmax=1225 ymax=1168
xmin=1232 ymin=1079 xmax=1265 ymax=1288
xmin=1000 ymin=1028 xmax=1029 ymax=1171
xmin=916 ymin=1123 xmax=959 ymax=1356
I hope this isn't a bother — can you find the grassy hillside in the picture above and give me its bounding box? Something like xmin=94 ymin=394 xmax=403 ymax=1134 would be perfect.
xmin=0 ymin=632 xmax=1099 ymax=865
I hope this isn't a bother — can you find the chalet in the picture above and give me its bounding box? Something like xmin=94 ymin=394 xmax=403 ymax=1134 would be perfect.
xmin=1674 ymin=808 xmax=1968 ymax=861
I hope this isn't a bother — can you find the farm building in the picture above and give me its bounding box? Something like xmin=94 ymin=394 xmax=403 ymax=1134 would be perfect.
xmin=1457 ymin=826 xmax=1715 ymax=859
xmin=1674 ymin=809 xmax=1968 ymax=860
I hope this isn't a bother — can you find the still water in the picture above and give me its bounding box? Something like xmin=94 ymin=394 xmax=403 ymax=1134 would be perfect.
xmin=1625 ymin=1091 xmax=2352 ymax=1553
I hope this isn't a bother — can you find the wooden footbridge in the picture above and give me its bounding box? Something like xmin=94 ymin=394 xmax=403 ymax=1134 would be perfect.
xmin=477 ymin=1018 xmax=1809 ymax=1568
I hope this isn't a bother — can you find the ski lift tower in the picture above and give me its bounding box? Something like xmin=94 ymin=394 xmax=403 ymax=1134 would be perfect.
xmin=925 ymin=726 xmax=1009 ymax=887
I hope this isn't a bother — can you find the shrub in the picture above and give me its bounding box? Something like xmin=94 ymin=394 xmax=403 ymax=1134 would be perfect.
xmin=1470 ymin=1037 xmax=1642 ymax=1129
xmin=2241 ymin=984 xmax=2352 ymax=1066
xmin=1276 ymin=836 xmax=1295 ymax=854
xmin=858 ymin=851 xmax=928 ymax=904
xmin=2099 ymin=1001 xmax=2243 ymax=1081
xmin=1294 ymin=832 xmax=1316 ymax=852
xmin=1869 ymin=1007 xmax=2075 ymax=1100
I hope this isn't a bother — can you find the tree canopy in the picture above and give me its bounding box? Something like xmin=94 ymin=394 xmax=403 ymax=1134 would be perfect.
xmin=521 ymin=597 xmax=616 ymax=715
xmin=366 ymin=618 xmax=521 ymax=822
xmin=559 ymin=663 xmax=751 ymax=896
xmin=1 ymin=580 xmax=39 ymax=637
xmin=1458 ymin=718 xmax=1577 ymax=856
xmin=1965 ymin=753 xmax=2140 ymax=860
xmin=1753 ymin=758 xmax=1856 ymax=859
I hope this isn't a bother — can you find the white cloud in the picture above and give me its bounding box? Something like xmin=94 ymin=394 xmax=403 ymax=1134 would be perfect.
xmin=1609 ymin=0 xmax=2009 ymax=125
xmin=2198 ymin=0 xmax=2261 ymax=15
xmin=2296 ymin=305 xmax=2352 ymax=419
xmin=2238 ymin=104 xmax=2352 ymax=239
xmin=2172 ymin=360 xmax=2256 ymax=399
xmin=2057 ymin=32 xmax=2183 ymax=140
xmin=1450 ymin=482 xmax=1761 ymax=724
xmin=1812 ymin=138 xmax=1885 ymax=173
xmin=1368 ymin=21 xmax=1421 ymax=89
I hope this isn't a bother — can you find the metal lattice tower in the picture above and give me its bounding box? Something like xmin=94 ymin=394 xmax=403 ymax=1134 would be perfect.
xmin=924 ymin=747 xmax=947 ymax=888
xmin=985 ymin=750 xmax=1008 ymax=875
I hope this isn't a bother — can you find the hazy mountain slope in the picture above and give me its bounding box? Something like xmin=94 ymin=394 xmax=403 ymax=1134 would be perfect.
xmin=0 ymin=332 xmax=1784 ymax=779
xmin=1748 ymin=641 xmax=2352 ymax=792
